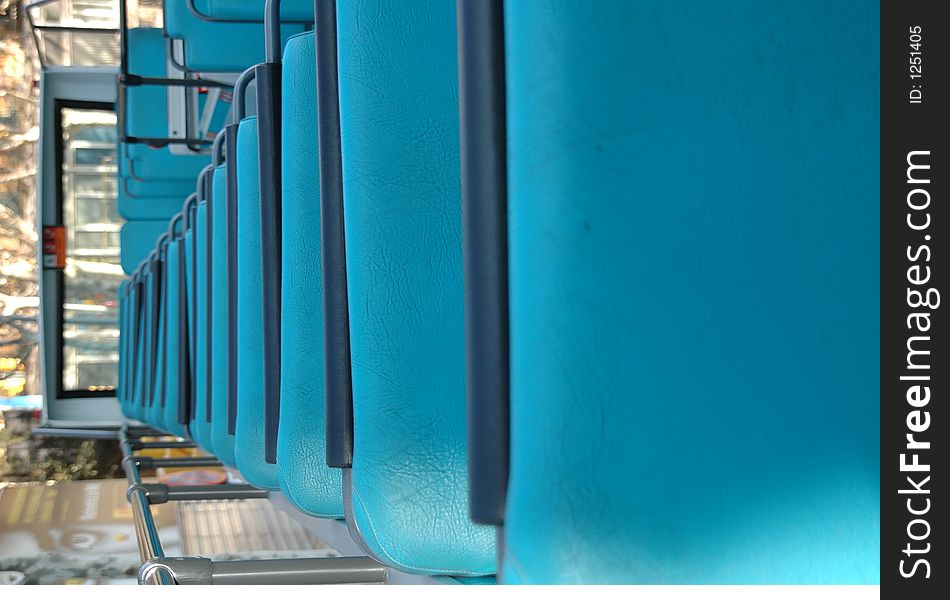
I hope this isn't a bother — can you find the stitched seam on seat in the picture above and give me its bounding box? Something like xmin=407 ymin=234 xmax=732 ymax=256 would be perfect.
xmin=350 ymin=484 xmax=494 ymax=577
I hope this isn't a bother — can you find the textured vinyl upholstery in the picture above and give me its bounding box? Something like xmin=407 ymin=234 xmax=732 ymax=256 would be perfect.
xmin=189 ymin=0 xmax=314 ymax=21
xmin=165 ymin=3 xmax=306 ymax=72
xmin=210 ymin=164 xmax=236 ymax=465
xmin=120 ymin=221 xmax=169 ymax=275
xmin=162 ymin=236 xmax=189 ymax=438
xmin=191 ymin=199 xmax=214 ymax=452
xmin=234 ymin=116 xmax=279 ymax=489
xmin=501 ymin=0 xmax=880 ymax=583
xmin=277 ymin=31 xmax=343 ymax=518
xmin=336 ymin=0 xmax=495 ymax=575
xmin=147 ymin=250 xmax=167 ymax=431
xmin=119 ymin=281 xmax=136 ymax=419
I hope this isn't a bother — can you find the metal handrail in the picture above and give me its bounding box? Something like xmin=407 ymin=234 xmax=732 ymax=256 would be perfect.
xmin=118 ymin=426 xmax=172 ymax=584
xmin=114 ymin=425 xmax=388 ymax=585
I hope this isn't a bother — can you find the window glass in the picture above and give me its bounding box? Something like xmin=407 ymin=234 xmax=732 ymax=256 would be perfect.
xmin=59 ymin=106 xmax=122 ymax=394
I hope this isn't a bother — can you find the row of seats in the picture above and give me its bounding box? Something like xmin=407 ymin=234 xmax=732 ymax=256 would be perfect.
xmin=118 ymin=0 xmax=880 ymax=584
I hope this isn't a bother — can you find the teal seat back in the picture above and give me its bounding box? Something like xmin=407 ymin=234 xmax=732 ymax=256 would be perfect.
xmin=190 ymin=195 xmax=213 ymax=452
xmin=501 ymin=0 xmax=880 ymax=583
xmin=162 ymin=230 xmax=190 ymax=439
xmin=210 ymin=163 xmax=236 ymax=465
xmin=336 ymin=0 xmax=495 ymax=575
xmin=234 ymin=116 xmax=279 ymax=489
xmin=276 ymin=31 xmax=343 ymax=517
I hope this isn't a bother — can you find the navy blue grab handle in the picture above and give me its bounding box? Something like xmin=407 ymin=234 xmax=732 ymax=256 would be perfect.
xmin=134 ymin=267 xmax=148 ymax=408
xmin=188 ymin=196 xmax=201 ymax=426
xmin=177 ymin=196 xmax=197 ymax=426
xmin=457 ymin=0 xmax=511 ymax=527
xmin=224 ymin=68 xmax=256 ymax=434
xmin=205 ymin=137 xmax=225 ymax=424
xmin=225 ymin=122 xmax=240 ymax=435
xmin=149 ymin=238 xmax=168 ymax=408
xmin=256 ymin=61 xmax=282 ymax=465
xmin=317 ymin=0 xmax=354 ymax=469
xmin=130 ymin=272 xmax=143 ymax=409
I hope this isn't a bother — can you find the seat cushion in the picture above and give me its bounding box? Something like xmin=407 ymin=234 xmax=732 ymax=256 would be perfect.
xmin=125 ymin=28 xmax=233 ymax=148
xmin=210 ymin=164 xmax=236 ymax=466
xmin=234 ymin=116 xmax=279 ymax=490
xmin=277 ymin=31 xmax=343 ymax=518
xmin=337 ymin=0 xmax=494 ymax=575
xmin=502 ymin=0 xmax=880 ymax=584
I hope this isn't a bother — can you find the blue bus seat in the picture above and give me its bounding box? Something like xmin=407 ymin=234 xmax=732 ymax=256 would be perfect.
xmin=126 ymin=27 xmax=171 ymax=142
xmin=190 ymin=168 xmax=214 ymax=453
xmin=147 ymin=240 xmax=168 ymax=432
xmin=234 ymin=115 xmax=280 ymax=489
xmin=277 ymin=30 xmax=343 ymax=517
xmin=188 ymin=0 xmax=313 ymax=22
xmin=118 ymin=281 xmax=129 ymax=410
xmin=119 ymin=280 xmax=137 ymax=419
xmin=334 ymin=0 xmax=495 ymax=576
xmin=161 ymin=214 xmax=190 ymax=439
xmin=134 ymin=257 xmax=153 ymax=423
xmin=210 ymin=158 xmax=236 ymax=466
xmin=496 ymin=0 xmax=880 ymax=583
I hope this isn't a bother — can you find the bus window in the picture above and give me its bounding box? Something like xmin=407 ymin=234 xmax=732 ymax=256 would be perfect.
xmin=56 ymin=104 xmax=122 ymax=397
